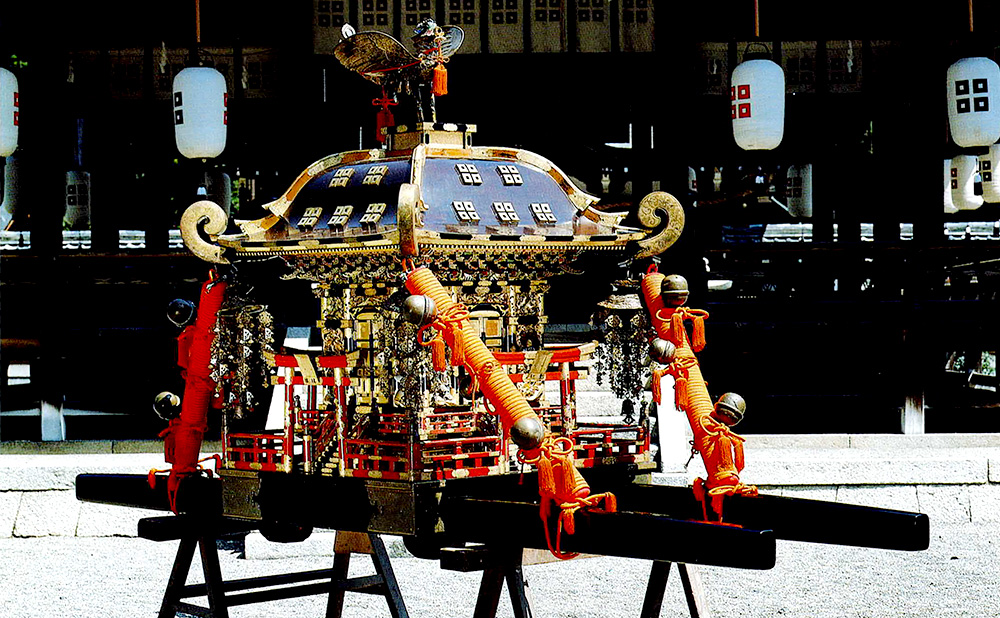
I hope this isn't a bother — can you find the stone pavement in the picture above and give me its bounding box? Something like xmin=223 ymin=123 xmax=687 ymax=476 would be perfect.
xmin=1 ymin=433 xmax=999 ymax=617
xmin=0 ymin=521 xmax=996 ymax=618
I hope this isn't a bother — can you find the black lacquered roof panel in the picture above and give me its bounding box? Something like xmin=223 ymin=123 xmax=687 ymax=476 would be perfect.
xmin=284 ymin=159 xmax=411 ymax=234
xmin=419 ymin=157 xmax=578 ymax=234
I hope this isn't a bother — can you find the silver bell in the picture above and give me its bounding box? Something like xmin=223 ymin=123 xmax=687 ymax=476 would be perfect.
xmin=153 ymin=391 xmax=181 ymax=421
xmin=713 ymin=392 xmax=746 ymax=426
xmin=402 ymin=294 xmax=437 ymax=327
xmin=510 ymin=416 xmax=545 ymax=450
xmin=649 ymin=338 xmax=676 ymax=364
xmin=661 ymin=274 xmax=690 ymax=307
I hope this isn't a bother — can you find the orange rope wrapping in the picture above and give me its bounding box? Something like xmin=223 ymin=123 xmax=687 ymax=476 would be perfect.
xmin=409 ymin=268 xmax=537 ymax=437
xmin=404 ymin=265 xmax=616 ymax=557
xmin=641 ymin=268 xmax=756 ymax=521
xmin=519 ymin=436 xmax=618 ymax=560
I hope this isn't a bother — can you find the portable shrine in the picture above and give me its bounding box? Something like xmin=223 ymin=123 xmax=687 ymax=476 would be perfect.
xmin=77 ymin=21 xmax=929 ymax=618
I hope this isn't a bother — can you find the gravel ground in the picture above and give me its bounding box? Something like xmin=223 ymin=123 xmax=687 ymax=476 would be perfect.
xmin=0 ymin=522 xmax=995 ymax=618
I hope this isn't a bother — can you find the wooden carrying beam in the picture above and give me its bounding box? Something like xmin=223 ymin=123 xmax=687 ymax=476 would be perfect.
xmin=77 ymin=471 xmax=929 ymax=568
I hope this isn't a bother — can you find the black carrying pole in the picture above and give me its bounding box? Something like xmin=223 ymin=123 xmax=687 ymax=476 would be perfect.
xmin=77 ymin=470 xmax=929 ymax=566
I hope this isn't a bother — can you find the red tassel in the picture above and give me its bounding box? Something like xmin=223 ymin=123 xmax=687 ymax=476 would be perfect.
xmin=671 ymin=313 xmax=685 ymax=345
xmin=692 ymin=316 xmax=706 ymax=352
xmin=537 ymin=457 xmax=554 ymax=495
xmin=651 ymin=367 xmax=665 ymax=404
xmin=433 ymin=63 xmax=448 ymax=96
xmin=372 ymin=92 xmax=397 ymax=144
xmin=560 ymin=509 xmax=576 ymax=536
xmin=376 ymin=107 xmax=394 ymax=143
xmin=431 ymin=338 xmax=447 ymax=371
xmin=451 ymin=328 xmax=465 ymax=367
xmin=675 ymin=377 xmax=688 ymax=409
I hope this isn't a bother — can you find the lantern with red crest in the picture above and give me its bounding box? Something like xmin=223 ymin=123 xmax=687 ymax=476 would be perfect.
xmin=0 ymin=67 xmax=18 ymax=158
xmin=731 ymin=47 xmax=785 ymax=151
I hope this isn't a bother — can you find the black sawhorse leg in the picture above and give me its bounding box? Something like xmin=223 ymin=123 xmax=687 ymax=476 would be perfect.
xmin=441 ymin=546 xmax=710 ymax=618
xmin=440 ymin=545 xmax=535 ymax=618
xmin=472 ymin=547 xmax=534 ymax=618
xmin=139 ymin=517 xmax=408 ymax=618
xmin=327 ymin=531 xmax=409 ymax=618
xmin=640 ymin=561 xmax=710 ymax=618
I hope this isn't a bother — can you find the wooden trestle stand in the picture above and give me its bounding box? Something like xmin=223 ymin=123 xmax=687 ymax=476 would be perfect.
xmin=440 ymin=545 xmax=710 ymax=618
xmin=138 ymin=514 xmax=707 ymax=618
xmin=138 ymin=516 xmax=408 ymax=618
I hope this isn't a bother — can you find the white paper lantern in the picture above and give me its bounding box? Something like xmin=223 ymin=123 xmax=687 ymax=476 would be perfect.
xmin=979 ymin=143 xmax=1000 ymax=203
xmin=951 ymin=154 xmax=983 ymax=211
xmin=687 ymin=166 xmax=697 ymax=193
xmin=947 ymin=57 xmax=1000 ymax=148
xmin=785 ymin=163 xmax=812 ymax=218
xmin=943 ymin=159 xmax=958 ymax=214
xmin=173 ymin=67 xmax=227 ymax=159
xmin=0 ymin=68 xmax=19 ymax=157
xmin=64 ymin=171 xmax=91 ymax=230
xmin=731 ymin=58 xmax=785 ymax=150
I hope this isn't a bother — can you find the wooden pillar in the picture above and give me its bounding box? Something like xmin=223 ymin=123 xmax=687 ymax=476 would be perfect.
xmin=897 ymin=28 xmax=945 ymax=433
xmin=22 ymin=45 xmax=65 ymax=256
xmin=88 ymin=48 xmax=120 ymax=253
xmin=141 ymin=38 xmax=170 ymax=254
xmin=902 ymin=392 xmax=926 ymax=435
xmin=17 ymin=25 xmax=69 ymax=439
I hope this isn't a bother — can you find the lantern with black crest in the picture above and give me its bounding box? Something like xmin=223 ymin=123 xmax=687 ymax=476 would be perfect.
xmin=172 ymin=1 xmax=228 ymax=160
xmin=946 ymin=2 xmax=1000 ymax=153
xmin=947 ymin=56 xmax=1000 ymax=149
xmin=979 ymin=143 xmax=1000 ymax=203
xmin=951 ymin=154 xmax=984 ymax=211
xmin=173 ymin=67 xmax=227 ymax=159
xmin=944 ymin=159 xmax=959 ymax=214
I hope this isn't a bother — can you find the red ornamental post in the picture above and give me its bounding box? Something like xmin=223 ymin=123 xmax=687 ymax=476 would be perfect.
xmin=167 ymin=277 xmax=227 ymax=512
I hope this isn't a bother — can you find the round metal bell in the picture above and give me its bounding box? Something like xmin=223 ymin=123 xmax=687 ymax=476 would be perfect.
xmin=459 ymin=374 xmax=479 ymax=398
xmin=648 ymin=338 xmax=676 ymax=364
xmin=402 ymin=294 xmax=437 ymax=327
xmin=166 ymin=299 xmax=196 ymax=328
xmin=510 ymin=416 xmax=545 ymax=450
xmin=713 ymin=392 xmax=746 ymax=426
xmin=153 ymin=391 xmax=182 ymax=421
xmin=661 ymin=274 xmax=690 ymax=307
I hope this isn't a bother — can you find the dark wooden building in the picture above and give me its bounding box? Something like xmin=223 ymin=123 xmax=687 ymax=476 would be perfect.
xmin=1 ymin=1 xmax=997 ymax=439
